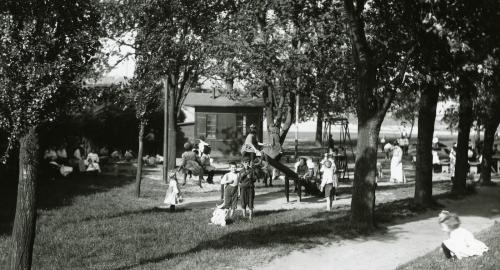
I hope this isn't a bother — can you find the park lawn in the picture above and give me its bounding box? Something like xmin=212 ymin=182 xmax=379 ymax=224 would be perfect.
xmin=0 ymin=173 xmax=450 ymax=270
xmin=0 ymin=176 xmax=356 ymax=270
xmin=398 ymin=221 xmax=500 ymax=270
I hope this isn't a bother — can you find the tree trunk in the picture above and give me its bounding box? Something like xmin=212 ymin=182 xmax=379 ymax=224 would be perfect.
xmin=10 ymin=127 xmax=39 ymax=270
xmin=343 ymin=0 xmax=386 ymax=231
xmin=163 ymin=78 xmax=169 ymax=183
xmin=315 ymin=109 xmax=323 ymax=146
xmin=408 ymin=117 xmax=415 ymax=140
xmin=453 ymin=81 xmax=474 ymax=195
xmin=135 ymin=122 xmax=145 ymax=197
xmin=414 ymin=84 xmax=439 ymax=207
xmin=480 ymin=116 xmax=500 ymax=185
xmin=351 ymin=118 xmax=381 ymax=231
xmin=167 ymin=78 xmax=177 ymax=170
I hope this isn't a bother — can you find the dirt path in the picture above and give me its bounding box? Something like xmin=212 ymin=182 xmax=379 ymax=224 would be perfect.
xmin=257 ymin=184 xmax=500 ymax=270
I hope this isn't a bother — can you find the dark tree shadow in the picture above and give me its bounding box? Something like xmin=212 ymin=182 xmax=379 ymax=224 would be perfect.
xmin=0 ymin=173 xmax=134 ymax=235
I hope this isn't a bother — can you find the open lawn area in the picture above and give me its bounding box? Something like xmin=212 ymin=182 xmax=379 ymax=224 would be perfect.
xmin=398 ymin=221 xmax=500 ymax=270
xmin=0 ymin=171 xmax=460 ymax=270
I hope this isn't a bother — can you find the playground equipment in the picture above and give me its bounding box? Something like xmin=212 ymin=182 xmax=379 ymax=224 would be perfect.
xmin=260 ymin=145 xmax=322 ymax=201
xmin=322 ymin=117 xmax=355 ymax=181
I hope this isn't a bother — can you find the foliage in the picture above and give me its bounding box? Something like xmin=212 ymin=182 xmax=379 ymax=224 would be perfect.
xmin=0 ymin=0 xmax=103 ymax=161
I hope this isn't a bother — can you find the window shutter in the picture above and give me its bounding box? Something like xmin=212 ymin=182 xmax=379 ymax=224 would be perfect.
xmin=197 ymin=114 xmax=206 ymax=138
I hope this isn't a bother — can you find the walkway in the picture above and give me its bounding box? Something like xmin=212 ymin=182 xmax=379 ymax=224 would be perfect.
xmin=257 ymin=184 xmax=500 ymax=270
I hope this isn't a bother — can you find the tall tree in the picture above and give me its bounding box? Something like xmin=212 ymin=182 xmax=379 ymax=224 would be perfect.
xmin=342 ymin=0 xmax=412 ymax=230
xmin=430 ymin=0 xmax=500 ymax=195
xmin=478 ymin=65 xmax=500 ymax=185
xmin=387 ymin=0 xmax=453 ymax=207
xmin=0 ymin=1 xmax=102 ymax=269
xmin=127 ymin=74 xmax=162 ymax=197
xmin=103 ymin=0 xmax=221 ymax=171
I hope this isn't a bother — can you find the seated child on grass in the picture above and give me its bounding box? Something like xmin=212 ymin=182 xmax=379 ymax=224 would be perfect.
xmin=438 ymin=210 xmax=488 ymax=260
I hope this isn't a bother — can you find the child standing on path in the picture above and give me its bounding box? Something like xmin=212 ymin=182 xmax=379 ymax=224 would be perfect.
xmin=320 ymin=160 xmax=338 ymax=211
xmin=438 ymin=210 xmax=488 ymax=259
xmin=164 ymin=170 xmax=183 ymax=212
xmin=219 ymin=162 xmax=239 ymax=219
xmin=200 ymin=147 xmax=215 ymax=184
xmin=239 ymin=157 xmax=257 ymax=220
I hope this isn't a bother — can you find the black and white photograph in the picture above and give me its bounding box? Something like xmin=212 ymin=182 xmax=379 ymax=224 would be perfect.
xmin=1 ymin=0 xmax=500 ymax=269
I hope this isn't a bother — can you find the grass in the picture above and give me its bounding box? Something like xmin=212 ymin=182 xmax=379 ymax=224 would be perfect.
xmin=0 ymin=172 xmax=455 ymax=270
xmin=398 ymin=221 xmax=500 ymax=270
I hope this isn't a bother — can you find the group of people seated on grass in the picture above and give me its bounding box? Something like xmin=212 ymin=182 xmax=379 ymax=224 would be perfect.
xmin=43 ymin=142 xmax=103 ymax=180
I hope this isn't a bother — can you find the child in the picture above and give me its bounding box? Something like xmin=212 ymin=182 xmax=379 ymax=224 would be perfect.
xmin=218 ymin=162 xmax=239 ymax=219
xmin=210 ymin=208 xmax=229 ymax=226
xmin=200 ymin=147 xmax=215 ymax=184
xmin=294 ymin=157 xmax=308 ymax=193
xmin=164 ymin=170 xmax=183 ymax=212
xmin=85 ymin=149 xmax=101 ymax=173
xmin=320 ymin=160 xmax=338 ymax=211
xmin=438 ymin=210 xmax=488 ymax=259
xmin=320 ymin=149 xmax=335 ymax=166
xmin=239 ymin=157 xmax=257 ymax=220
xmin=180 ymin=142 xmax=203 ymax=187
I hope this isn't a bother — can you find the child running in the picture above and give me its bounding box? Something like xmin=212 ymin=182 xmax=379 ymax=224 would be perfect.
xmin=218 ymin=162 xmax=239 ymax=219
xmin=320 ymin=160 xmax=338 ymax=211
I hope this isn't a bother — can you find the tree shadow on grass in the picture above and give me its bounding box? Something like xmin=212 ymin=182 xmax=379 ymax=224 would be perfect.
xmin=0 ymin=173 xmax=134 ymax=235
xmin=112 ymin=186 xmax=500 ymax=270
xmin=56 ymin=206 xmax=194 ymax=227
xmin=111 ymin=205 xmax=410 ymax=270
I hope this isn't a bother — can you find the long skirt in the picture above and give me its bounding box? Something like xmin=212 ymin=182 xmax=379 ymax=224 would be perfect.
xmin=390 ymin=160 xmax=405 ymax=183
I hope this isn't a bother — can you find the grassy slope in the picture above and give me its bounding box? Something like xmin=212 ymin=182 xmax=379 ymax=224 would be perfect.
xmin=398 ymin=222 xmax=500 ymax=270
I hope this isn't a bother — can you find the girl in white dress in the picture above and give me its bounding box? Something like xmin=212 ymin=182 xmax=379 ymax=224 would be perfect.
xmin=390 ymin=141 xmax=405 ymax=183
xmin=164 ymin=170 xmax=183 ymax=211
xmin=438 ymin=211 xmax=488 ymax=259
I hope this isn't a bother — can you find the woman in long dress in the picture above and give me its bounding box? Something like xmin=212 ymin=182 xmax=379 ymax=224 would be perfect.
xmin=390 ymin=141 xmax=405 ymax=183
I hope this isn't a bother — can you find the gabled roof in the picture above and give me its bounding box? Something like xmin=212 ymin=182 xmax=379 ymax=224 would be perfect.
xmin=184 ymin=92 xmax=264 ymax=107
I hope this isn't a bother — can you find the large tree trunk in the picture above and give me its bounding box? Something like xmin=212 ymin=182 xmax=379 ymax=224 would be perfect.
xmin=453 ymin=81 xmax=474 ymax=195
xmin=167 ymin=78 xmax=177 ymax=170
xmin=343 ymin=0 xmax=387 ymax=231
xmin=315 ymin=109 xmax=323 ymax=146
xmin=10 ymin=127 xmax=39 ymax=270
xmin=135 ymin=122 xmax=145 ymax=197
xmin=351 ymin=117 xmax=381 ymax=230
xmin=414 ymin=84 xmax=439 ymax=207
xmin=480 ymin=114 xmax=500 ymax=185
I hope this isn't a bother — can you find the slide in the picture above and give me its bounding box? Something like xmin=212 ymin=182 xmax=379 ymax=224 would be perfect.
xmin=262 ymin=153 xmax=322 ymax=197
xmin=263 ymin=153 xmax=299 ymax=180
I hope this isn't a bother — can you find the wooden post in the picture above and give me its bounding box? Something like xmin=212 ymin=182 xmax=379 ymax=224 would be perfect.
xmin=285 ymin=175 xmax=289 ymax=202
xmin=297 ymin=179 xmax=302 ymax=202
xmin=295 ymin=78 xmax=300 ymax=159
xmin=163 ymin=78 xmax=169 ymax=183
